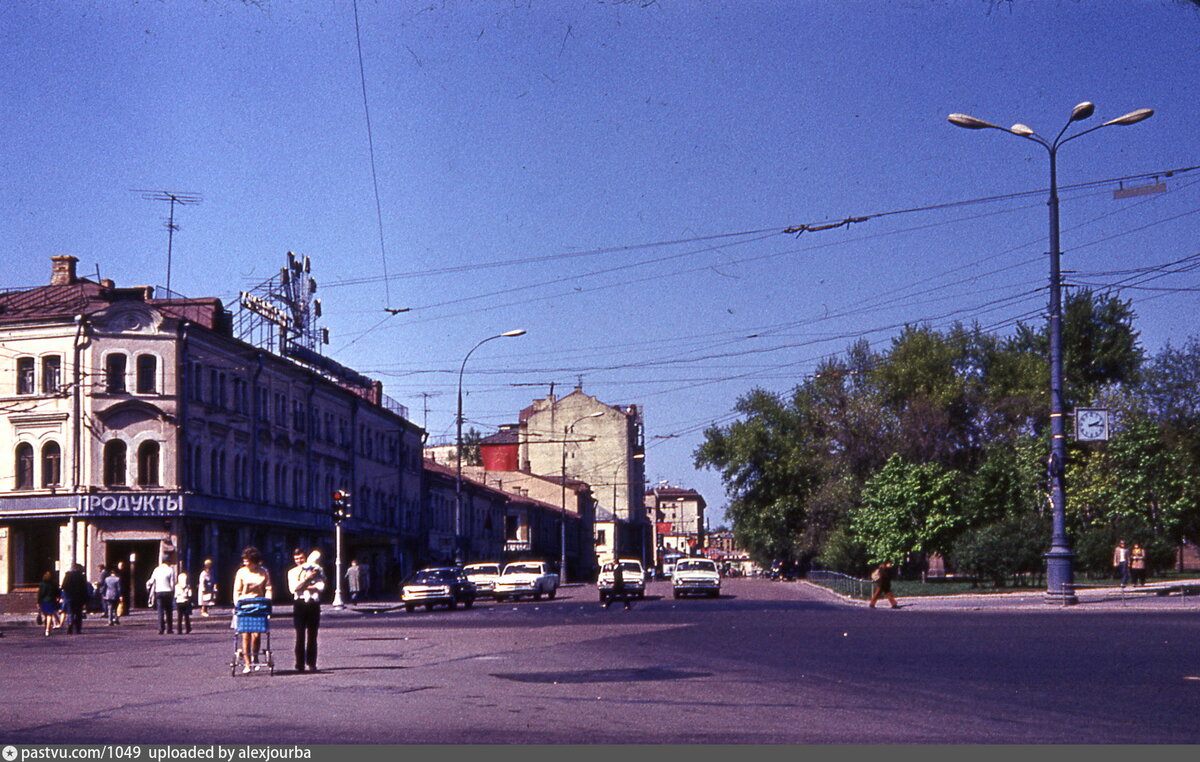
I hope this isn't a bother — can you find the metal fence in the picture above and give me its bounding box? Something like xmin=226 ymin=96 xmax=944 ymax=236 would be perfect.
xmin=806 ymin=569 xmax=870 ymax=600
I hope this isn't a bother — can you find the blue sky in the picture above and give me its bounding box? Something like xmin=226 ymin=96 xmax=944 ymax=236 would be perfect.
xmin=3 ymin=1 xmax=1199 ymax=524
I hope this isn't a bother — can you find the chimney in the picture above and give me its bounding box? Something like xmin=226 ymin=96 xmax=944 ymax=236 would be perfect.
xmin=50 ymin=255 xmax=78 ymax=286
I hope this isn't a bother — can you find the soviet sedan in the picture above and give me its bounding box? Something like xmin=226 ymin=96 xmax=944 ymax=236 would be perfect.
xmin=462 ymin=562 xmax=502 ymax=598
xmin=493 ymin=561 xmax=559 ymax=601
xmin=401 ymin=567 xmax=477 ymax=612
xmin=671 ymin=557 xmax=722 ymax=598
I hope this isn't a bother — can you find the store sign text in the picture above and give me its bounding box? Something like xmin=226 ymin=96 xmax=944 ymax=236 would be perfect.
xmin=78 ymin=494 xmax=182 ymax=515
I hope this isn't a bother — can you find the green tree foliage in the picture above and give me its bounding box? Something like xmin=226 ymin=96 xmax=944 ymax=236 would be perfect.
xmin=951 ymin=513 xmax=1049 ymax=586
xmin=850 ymin=454 xmax=963 ymax=564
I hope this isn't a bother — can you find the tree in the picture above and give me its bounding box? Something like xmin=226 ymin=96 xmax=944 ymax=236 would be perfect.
xmin=951 ymin=513 xmax=1048 ymax=586
xmin=850 ymin=454 xmax=964 ymax=564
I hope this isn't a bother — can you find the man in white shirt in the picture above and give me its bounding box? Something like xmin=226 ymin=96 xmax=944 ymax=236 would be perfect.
xmin=287 ymin=548 xmax=326 ymax=673
xmin=146 ymin=556 xmax=177 ymax=635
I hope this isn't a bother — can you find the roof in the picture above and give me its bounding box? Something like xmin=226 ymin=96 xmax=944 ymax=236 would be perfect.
xmin=480 ymin=428 xmax=520 ymax=446
xmin=0 ymin=280 xmax=230 ymax=332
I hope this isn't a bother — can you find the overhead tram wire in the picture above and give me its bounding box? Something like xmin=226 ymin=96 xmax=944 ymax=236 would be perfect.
xmin=350 ymin=0 xmax=394 ymax=310
xmin=334 ymin=164 xmax=1197 ymax=349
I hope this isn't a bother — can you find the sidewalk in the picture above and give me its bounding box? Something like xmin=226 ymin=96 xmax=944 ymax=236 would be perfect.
xmin=802 ymin=577 xmax=1200 ymax=612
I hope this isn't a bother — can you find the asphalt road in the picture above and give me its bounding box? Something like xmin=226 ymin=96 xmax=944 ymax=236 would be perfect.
xmin=2 ymin=579 xmax=1198 ymax=744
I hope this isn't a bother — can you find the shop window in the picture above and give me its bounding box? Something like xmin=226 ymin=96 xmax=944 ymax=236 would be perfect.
xmin=138 ymin=441 xmax=160 ymax=487
xmin=136 ymin=354 xmax=157 ymax=394
xmin=17 ymin=358 xmax=35 ymax=395
xmin=105 ymin=354 xmax=127 ymax=393
xmin=42 ymin=356 xmax=62 ymax=394
xmin=103 ymin=440 xmax=127 ymax=486
xmin=15 ymin=443 xmax=34 ymax=489
xmin=41 ymin=442 xmax=61 ymax=488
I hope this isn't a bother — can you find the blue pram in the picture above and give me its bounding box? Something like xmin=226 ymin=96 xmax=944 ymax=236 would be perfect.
xmin=230 ymin=597 xmax=275 ymax=676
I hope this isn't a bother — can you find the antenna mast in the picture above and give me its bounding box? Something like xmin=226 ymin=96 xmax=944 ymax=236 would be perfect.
xmin=132 ymin=189 xmax=202 ymax=293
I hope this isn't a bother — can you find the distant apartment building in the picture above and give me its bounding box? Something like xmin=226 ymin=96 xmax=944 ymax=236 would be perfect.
xmin=646 ymin=486 xmax=707 ymax=572
xmin=516 ymin=386 xmax=648 ymax=564
xmin=0 ymin=255 xmax=424 ymax=606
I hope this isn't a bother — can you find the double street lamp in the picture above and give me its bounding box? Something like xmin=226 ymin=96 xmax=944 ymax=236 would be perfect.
xmin=560 ymin=411 xmax=603 ymax=583
xmin=948 ymin=102 xmax=1153 ymax=604
xmin=455 ymin=329 xmax=526 ymax=566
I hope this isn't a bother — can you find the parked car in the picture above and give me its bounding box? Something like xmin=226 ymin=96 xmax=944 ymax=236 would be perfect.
xmin=672 ymin=557 xmax=722 ymax=598
xmin=597 ymin=558 xmax=646 ymax=602
xmin=401 ymin=567 xmax=476 ymax=612
xmin=462 ymin=562 xmax=502 ymax=597
xmin=493 ymin=561 xmax=559 ymax=601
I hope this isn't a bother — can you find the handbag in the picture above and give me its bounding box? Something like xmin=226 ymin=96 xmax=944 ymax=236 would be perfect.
xmin=870 ymin=568 xmax=882 ymax=582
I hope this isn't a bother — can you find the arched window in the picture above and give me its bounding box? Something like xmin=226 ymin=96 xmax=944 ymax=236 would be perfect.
xmin=105 ymin=354 xmax=127 ymax=393
xmin=41 ymin=442 xmax=61 ymax=488
xmin=103 ymin=440 xmax=127 ymax=486
xmin=138 ymin=441 xmax=160 ymax=487
xmin=15 ymin=443 xmax=34 ymax=489
xmin=136 ymin=354 xmax=157 ymax=394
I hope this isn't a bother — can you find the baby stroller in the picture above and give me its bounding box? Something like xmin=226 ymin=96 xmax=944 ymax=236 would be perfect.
xmin=229 ymin=597 xmax=275 ymax=676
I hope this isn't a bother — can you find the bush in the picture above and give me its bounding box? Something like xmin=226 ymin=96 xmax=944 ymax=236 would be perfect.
xmin=814 ymin=525 xmax=870 ymax=577
xmin=950 ymin=514 xmax=1048 ymax=587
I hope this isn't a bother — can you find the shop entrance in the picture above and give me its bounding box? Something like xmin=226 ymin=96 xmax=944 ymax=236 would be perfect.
xmin=106 ymin=540 xmax=161 ymax=609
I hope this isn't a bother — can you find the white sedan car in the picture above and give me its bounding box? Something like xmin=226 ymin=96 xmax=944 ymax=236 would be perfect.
xmin=493 ymin=561 xmax=559 ymax=601
xmin=462 ymin=562 xmax=502 ymax=597
xmin=672 ymin=557 xmax=722 ymax=599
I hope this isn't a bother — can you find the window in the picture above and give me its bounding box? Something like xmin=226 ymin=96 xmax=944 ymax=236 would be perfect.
xmin=103 ymin=440 xmax=127 ymax=486
xmin=17 ymin=358 xmax=35 ymax=395
xmin=42 ymin=356 xmax=62 ymax=394
xmin=105 ymin=354 xmax=127 ymax=393
xmin=137 ymin=441 xmax=160 ymax=486
xmin=136 ymin=354 xmax=157 ymax=394
xmin=15 ymin=443 xmax=34 ymax=489
xmin=41 ymin=442 xmax=61 ymax=488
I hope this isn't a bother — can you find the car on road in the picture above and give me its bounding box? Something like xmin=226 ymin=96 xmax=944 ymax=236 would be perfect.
xmin=597 ymin=558 xmax=647 ymax=603
xmin=462 ymin=562 xmax=502 ymax=597
xmin=401 ymin=567 xmax=477 ymax=612
xmin=493 ymin=561 xmax=559 ymax=601
xmin=672 ymin=557 xmax=722 ymax=598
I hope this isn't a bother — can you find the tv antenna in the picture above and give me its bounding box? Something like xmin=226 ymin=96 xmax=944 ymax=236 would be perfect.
xmin=132 ymin=189 xmax=202 ymax=293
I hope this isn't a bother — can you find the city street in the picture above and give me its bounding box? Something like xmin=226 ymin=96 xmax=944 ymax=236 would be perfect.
xmin=2 ymin=578 xmax=1199 ymax=744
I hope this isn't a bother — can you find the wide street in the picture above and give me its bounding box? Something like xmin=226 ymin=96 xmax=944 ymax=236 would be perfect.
xmin=2 ymin=578 xmax=1199 ymax=745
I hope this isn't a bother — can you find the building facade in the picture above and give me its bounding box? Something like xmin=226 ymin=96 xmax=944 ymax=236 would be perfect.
xmin=0 ymin=256 xmax=424 ymax=605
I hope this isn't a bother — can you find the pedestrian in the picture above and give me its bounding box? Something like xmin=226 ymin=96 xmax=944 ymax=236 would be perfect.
xmin=868 ymin=560 xmax=900 ymax=609
xmin=37 ymin=570 xmax=61 ymax=636
xmin=603 ymin=560 xmax=632 ymax=611
xmin=233 ymin=546 xmax=273 ymax=674
xmin=198 ymin=559 xmax=217 ymax=617
xmin=1113 ymin=540 xmax=1130 ymax=587
xmin=101 ymin=566 xmax=122 ymax=625
xmin=345 ymin=558 xmax=364 ymax=603
xmin=174 ymin=571 xmax=194 ymax=634
xmin=288 ymin=548 xmax=326 ymax=673
xmin=116 ymin=560 xmax=131 ymax=617
xmin=94 ymin=563 xmax=110 ymax=613
xmin=147 ymin=555 xmax=177 ymax=634
xmin=1130 ymin=543 xmax=1147 ymax=586
xmin=61 ymin=563 xmax=91 ymax=634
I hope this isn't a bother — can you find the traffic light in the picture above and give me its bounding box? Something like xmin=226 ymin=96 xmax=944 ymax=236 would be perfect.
xmin=332 ymin=489 xmax=352 ymax=523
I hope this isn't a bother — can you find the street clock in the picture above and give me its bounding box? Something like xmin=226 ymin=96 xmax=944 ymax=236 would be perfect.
xmin=1074 ymin=408 xmax=1110 ymax=442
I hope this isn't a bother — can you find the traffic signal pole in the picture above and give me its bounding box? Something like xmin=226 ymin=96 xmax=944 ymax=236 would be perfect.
xmin=332 ymin=490 xmax=351 ymax=609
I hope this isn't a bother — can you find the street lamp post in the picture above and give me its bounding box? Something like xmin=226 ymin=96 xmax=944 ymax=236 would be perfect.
xmin=455 ymin=330 xmax=526 ymax=567
xmin=560 ymin=411 xmax=603 ymax=583
xmin=948 ymin=102 xmax=1153 ymax=605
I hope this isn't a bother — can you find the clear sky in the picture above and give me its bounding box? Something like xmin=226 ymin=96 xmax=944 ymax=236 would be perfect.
xmin=3 ymin=0 xmax=1199 ymax=524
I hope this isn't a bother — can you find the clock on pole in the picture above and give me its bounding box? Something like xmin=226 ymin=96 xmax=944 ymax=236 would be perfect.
xmin=1074 ymin=408 xmax=1109 ymax=441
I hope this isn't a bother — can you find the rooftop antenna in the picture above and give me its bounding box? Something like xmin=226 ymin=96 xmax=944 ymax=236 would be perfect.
xmin=132 ymin=189 xmax=202 ymax=293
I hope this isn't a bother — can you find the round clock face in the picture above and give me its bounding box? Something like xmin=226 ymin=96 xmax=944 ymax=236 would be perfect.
xmin=1078 ymin=411 xmax=1105 ymax=438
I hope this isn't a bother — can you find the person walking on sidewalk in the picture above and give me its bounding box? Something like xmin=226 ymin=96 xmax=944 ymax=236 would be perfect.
xmin=101 ymin=566 xmax=122 ymax=625
xmin=868 ymin=561 xmax=900 ymax=609
xmin=288 ymin=549 xmax=326 ymax=673
xmin=147 ymin=556 xmax=177 ymax=634
xmin=345 ymin=559 xmax=364 ymax=604
xmin=174 ymin=571 xmax=194 ymax=634
xmin=61 ymin=563 xmax=91 ymax=634
xmin=1113 ymin=540 xmax=1130 ymax=588
xmin=37 ymin=570 xmax=61 ymax=636
xmin=1130 ymin=543 xmax=1147 ymax=586
xmin=198 ymin=559 xmax=217 ymax=617
xmin=233 ymin=546 xmax=273 ymax=674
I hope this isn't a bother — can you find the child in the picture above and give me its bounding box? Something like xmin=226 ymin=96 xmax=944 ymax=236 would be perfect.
xmin=174 ymin=571 xmax=194 ymax=634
